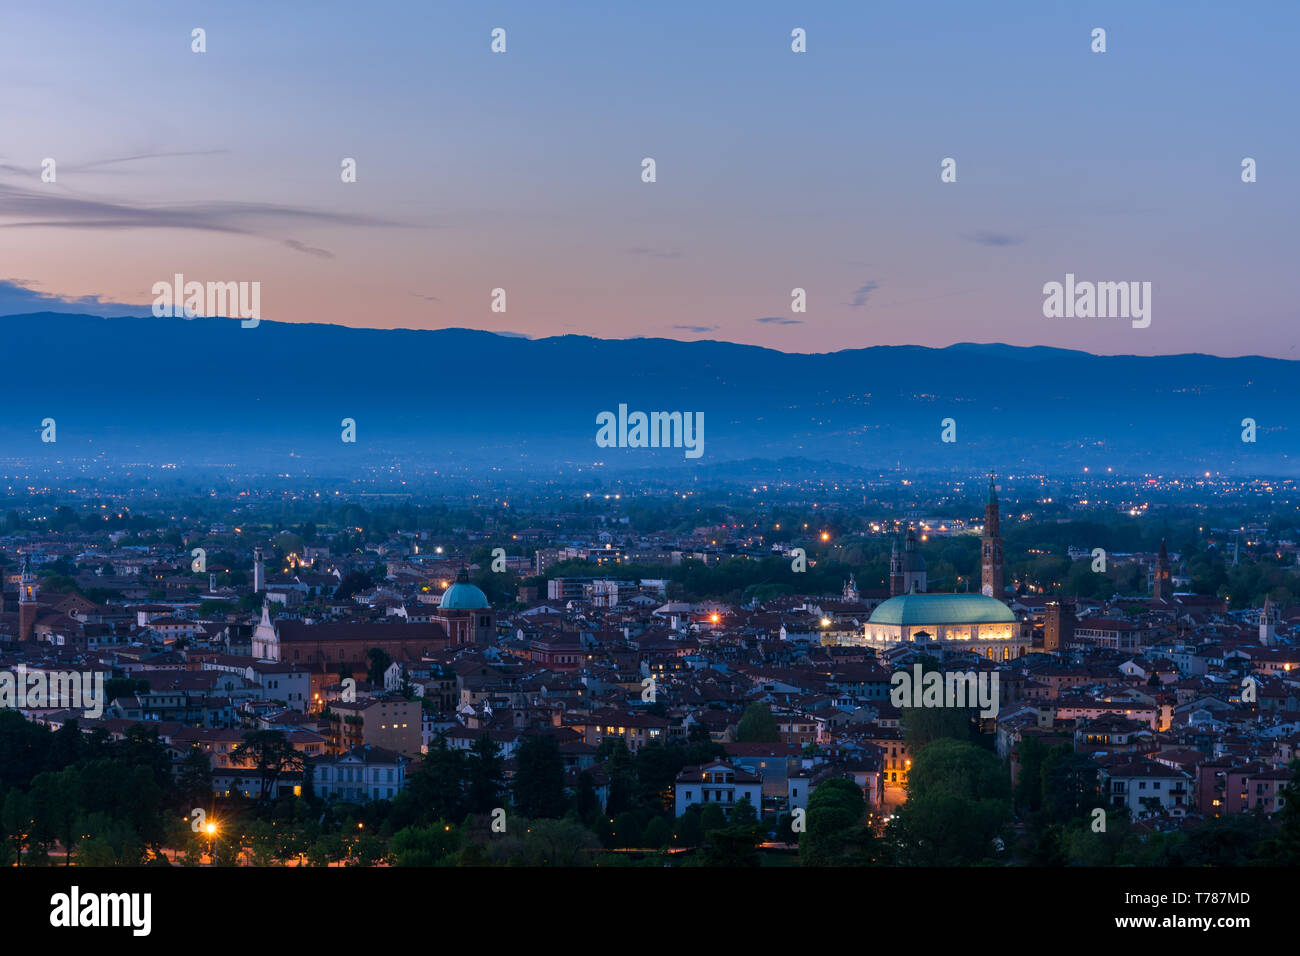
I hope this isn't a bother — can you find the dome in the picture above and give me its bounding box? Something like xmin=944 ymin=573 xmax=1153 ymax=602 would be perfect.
xmin=439 ymin=569 xmax=490 ymax=610
xmin=868 ymin=593 xmax=1015 ymax=627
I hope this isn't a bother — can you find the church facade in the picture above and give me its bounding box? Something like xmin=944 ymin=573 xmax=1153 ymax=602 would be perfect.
xmin=252 ymin=570 xmax=495 ymax=680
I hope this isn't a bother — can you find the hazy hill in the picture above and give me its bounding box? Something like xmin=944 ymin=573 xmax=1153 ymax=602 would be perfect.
xmin=0 ymin=312 xmax=1292 ymax=475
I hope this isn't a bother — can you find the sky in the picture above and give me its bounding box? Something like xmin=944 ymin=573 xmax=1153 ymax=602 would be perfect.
xmin=1 ymin=0 xmax=1297 ymax=357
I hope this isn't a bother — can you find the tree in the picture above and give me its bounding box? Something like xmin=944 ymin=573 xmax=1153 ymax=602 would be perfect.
xmin=0 ymin=710 xmax=52 ymax=792
xmin=334 ymin=570 xmax=372 ymax=601
xmin=1013 ymin=736 xmax=1050 ymax=815
xmin=735 ymin=703 xmax=780 ymax=743
xmin=702 ymin=823 xmax=762 ymax=867
xmin=230 ymin=731 xmax=306 ymax=809
xmin=391 ymin=821 xmax=462 ymax=866
xmin=904 ymin=738 xmax=1011 ymax=804
xmin=888 ymin=791 xmax=1011 ymax=866
xmin=1260 ymin=762 xmax=1300 ymax=864
xmin=176 ymin=745 xmax=214 ymax=809
xmin=114 ymin=725 xmax=174 ymax=793
xmin=30 ymin=766 xmax=82 ymax=866
xmin=2 ymin=789 xmax=32 ymax=866
xmin=1040 ymin=749 xmax=1101 ymax=825
xmin=366 ymin=648 xmax=393 ymax=687
xmin=900 ymin=704 xmax=973 ymax=751
xmin=632 ymin=741 xmax=680 ymax=812
xmin=731 ymin=795 xmax=758 ymax=826
xmin=574 ymin=769 xmax=599 ymax=820
xmin=465 ymin=733 xmax=505 ymax=814
xmin=886 ymin=739 xmax=1011 ymax=865
xmin=700 ymin=803 xmax=727 ymax=832
xmin=643 ymin=816 xmax=671 ymax=849
xmin=513 ymin=735 xmax=567 ymax=820
xmin=598 ymin=737 xmax=638 ymax=816
xmin=611 ymin=812 xmax=642 ymax=848
xmin=686 ymin=722 xmax=712 ymax=744
xmin=522 ymin=819 xmax=600 ymax=866
xmin=48 ymin=720 xmax=87 ymax=770
xmin=800 ymin=778 xmax=875 ymax=866
xmin=674 ymin=808 xmax=704 ymax=847
xmin=407 ymin=735 xmax=468 ymax=823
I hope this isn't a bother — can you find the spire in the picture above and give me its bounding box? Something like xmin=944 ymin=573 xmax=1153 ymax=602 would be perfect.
xmin=987 ymin=475 xmax=998 ymax=507
xmin=1159 ymin=538 xmax=1168 ymax=560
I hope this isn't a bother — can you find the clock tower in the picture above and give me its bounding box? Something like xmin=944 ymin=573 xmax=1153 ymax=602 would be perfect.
xmin=981 ymin=478 xmax=1005 ymax=599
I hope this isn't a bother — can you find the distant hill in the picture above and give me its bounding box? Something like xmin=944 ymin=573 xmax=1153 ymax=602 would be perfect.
xmin=0 ymin=312 xmax=1293 ymax=475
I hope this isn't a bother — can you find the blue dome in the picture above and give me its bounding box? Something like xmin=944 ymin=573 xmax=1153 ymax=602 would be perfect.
xmin=439 ymin=570 xmax=490 ymax=610
xmin=869 ymin=593 xmax=1015 ymax=627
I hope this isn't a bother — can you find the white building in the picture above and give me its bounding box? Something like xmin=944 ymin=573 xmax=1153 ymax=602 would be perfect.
xmin=1102 ymin=760 xmax=1192 ymax=819
xmin=313 ymin=745 xmax=409 ymax=802
xmin=674 ymin=761 xmax=762 ymax=818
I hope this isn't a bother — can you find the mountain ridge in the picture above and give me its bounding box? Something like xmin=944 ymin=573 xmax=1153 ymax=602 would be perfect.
xmin=0 ymin=312 xmax=1292 ymax=474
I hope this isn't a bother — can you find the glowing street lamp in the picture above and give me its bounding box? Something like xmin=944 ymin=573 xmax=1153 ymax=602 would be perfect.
xmin=204 ymin=820 xmax=220 ymax=865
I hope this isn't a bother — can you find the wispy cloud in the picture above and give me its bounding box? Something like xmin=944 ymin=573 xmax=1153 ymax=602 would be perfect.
xmin=0 ymin=150 xmax=228 ymax=178
xmin=672 ymin=324 xmax=718 ymax=333
xmin=848 ymin=280 xmax=880 ymax=308
xmin=410 ymin=292 xmax=441 ymax=302
xmin=756 ymin=316 xmax=801 ymax=325
xmin=624 ymin=245 xmax=684 ymax=259
xmin=0 ymin=183 xmax=402 ymax=257
xmin=74 ymin=150 xmax=230 ymax=171
xmin=282 ymin=238 xmax=333 ymax=259
xmin=963 ymin=230 xmax=1023 ymax=247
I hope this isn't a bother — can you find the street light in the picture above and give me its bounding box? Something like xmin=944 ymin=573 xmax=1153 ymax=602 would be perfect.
xmin=204 ymin=820 xmax=219 ymax=864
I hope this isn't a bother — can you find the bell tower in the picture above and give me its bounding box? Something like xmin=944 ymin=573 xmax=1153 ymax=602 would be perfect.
xmin=18 ymin=553 xmax=38 ymax=642
xmin=981 ymin=477 xmax=1005 ymax=599
xmin=1153 ymin=539 xmax=1171 ymax=604
xmin=901 ymin=527 xmax=927 ymax=595
xmin=889 ymin=538 xmax=904 ymax=597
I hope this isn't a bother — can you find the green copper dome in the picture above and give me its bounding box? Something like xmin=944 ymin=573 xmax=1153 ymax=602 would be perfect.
xmin=439 ymin=569 xmax=490 ymax=610
xmin=869 ymin=593 xmax=1015 ymax=627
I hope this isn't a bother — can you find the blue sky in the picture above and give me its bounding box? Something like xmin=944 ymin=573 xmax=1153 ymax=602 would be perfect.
xmin=0 ymin=0 xmax=1295 ymax=356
